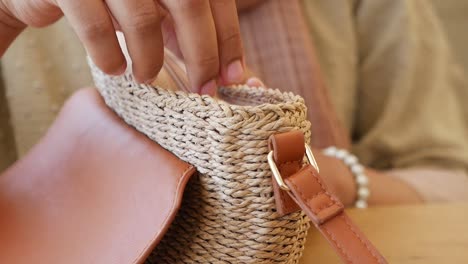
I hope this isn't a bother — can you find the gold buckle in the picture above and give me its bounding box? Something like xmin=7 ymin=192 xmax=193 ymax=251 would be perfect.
xmin=267 ymin=144 xmax=320 ymax=191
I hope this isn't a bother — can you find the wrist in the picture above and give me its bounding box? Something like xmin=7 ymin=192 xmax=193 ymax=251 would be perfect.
xmin=322 ymin=147 xmax=370 ymax=208
xmin=312 ymin=148 xmax=357 ymax=206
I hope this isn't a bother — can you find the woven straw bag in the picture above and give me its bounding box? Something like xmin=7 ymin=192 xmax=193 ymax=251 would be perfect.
xmin=90 ymin=61 xmax=312 ymax=263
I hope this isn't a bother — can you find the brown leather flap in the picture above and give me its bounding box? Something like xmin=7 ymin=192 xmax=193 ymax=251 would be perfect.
xmin=0 ymin=88 xmax=196 ymax=264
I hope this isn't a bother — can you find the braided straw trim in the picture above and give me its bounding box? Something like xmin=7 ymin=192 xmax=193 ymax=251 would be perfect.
xmin=90 ymin=61 xmax=311 ymax=263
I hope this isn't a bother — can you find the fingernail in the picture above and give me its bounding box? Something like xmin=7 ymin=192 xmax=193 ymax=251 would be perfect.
xmin=200 ymin=79 xmax=217 ymax=96
xmin=226 ymin=60 xmax=244 ymax=83
xmin=246 ymin=77 xmax=265 ymax=88
xmin=111 ymin=63 xmax=127 ymax=76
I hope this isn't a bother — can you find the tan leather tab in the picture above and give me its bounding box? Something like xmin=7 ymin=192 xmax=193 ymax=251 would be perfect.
xmin=269 ymin=131 xmax=305 ymax=165
xmin=286 ymin=165 xmax=344 ymax=224
xmin=270 ymin=131 xmax=387 ymax=263
xmin=285 ymin=165 xmax=387 ymax=264
xmin=268 ymin=131 xmax=305 ymax=215
xmin=0 ymin=88 xmax=196 ymax=264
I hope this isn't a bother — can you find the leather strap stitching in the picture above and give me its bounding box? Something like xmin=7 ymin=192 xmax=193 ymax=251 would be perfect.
xmin=288 ymin=167 xmax=342 ymax=219
xmin=323 ymin=225 xmax=354 ymax=264
xmin=287 ymin=167 xmax=382 ymax=263
xmin=340 ymin=215 xmax=383 ymax=264
xmin=289 ymin=180 xmax=334 ymax=216
xmin=306 ymin=167 xmax=341 ymax=205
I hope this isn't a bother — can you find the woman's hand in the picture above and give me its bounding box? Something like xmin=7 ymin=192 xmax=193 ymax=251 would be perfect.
xmin=312 ymin=149 xmax=357 ymax=206
xmin=0 ymin=0 xmax=245 ymax=95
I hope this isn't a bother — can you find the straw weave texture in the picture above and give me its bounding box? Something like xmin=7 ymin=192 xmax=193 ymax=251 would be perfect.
xmin=90 ymin=62 xmax=312 ymax=263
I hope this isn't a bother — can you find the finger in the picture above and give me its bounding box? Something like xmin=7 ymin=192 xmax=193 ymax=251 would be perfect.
xmin=59 ymin=0 xmax=126 ymax=75
xmin=159 ymin=8 xmax=183 ymax=60
xmin=106 ymin=0 xmax=163 ymax=83
xmin=243 ymin=65 xmax=263 ymax=87
xmin=161 ymin=0 xmax=219 ymax=95
xmin=246 ymin=77 xmax=265 ymax=88
xmin=210 ymin=0 xmax=245 ymax=85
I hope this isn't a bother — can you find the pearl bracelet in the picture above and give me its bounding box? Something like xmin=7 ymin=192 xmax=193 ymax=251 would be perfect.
xmin=322 ymin=147 xmax=370 ymax=209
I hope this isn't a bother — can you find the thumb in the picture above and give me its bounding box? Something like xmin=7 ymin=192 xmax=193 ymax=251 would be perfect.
xmin=244 ymin=65 xmax=265 ymax=87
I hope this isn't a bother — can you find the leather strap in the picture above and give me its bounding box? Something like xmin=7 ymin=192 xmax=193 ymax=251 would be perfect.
xmin=268 ymin=131 xmax=304 ymax=215
xmin=269 ymin=132 xmax=387 ymax=264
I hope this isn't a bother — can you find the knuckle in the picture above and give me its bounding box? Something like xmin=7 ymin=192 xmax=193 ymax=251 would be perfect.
xmin=220 ymin=28 xmax=242 ymax=51
xmin=218 ymin=28 xmax=243 ymax=63
xmin=77 ymin=19 xmax=113 ymax=42
xmin=126 ymin=10 xmax=160 ymax=32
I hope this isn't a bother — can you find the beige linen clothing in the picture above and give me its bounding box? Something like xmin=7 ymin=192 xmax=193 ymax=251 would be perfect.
xmin=300 ymin=0 xmax=468 ymax=201
xmin=1 ymin=0 xmax=467 ymax=201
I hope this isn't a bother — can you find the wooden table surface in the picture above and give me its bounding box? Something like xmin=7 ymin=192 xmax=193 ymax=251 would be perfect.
xmin=300 ymin=203 xmax=468 ymax=263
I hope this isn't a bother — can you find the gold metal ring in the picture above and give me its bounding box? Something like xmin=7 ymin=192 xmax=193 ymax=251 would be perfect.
xmin=267 ymin=144 xmax=320 ymax=191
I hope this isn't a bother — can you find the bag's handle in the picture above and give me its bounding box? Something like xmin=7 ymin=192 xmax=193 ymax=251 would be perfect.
xmin=268 ymin=131 xmax=387 ymax=264
xmin=240 ymin=0 xmax=352 ymax=149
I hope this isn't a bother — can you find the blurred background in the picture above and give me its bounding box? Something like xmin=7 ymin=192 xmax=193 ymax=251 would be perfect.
xmin=432 ymin=0 xmax=468 ymax=72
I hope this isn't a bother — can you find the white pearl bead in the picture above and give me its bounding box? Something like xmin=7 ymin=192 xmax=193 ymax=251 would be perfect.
xmin=358 ymin=187 xmax=370 ymax=199
xmin=336 ymin=149 xmax=348 ymax=159
xmin=356 ymin=174 xmax=369 ymax=186
xmin=344 ymin=155 xmax=358 ymax=166
xmin=351 ymin=164 xmax=364 ymax=175
xmin=323 ymin=146 xmax=338 ymax=156
xmin=355 ymin=200 xmax=368 ymax=209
